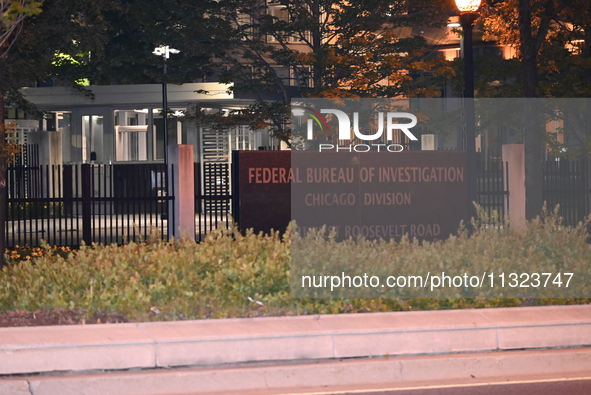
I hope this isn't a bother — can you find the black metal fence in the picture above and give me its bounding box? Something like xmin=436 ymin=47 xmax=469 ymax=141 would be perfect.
xmin=7 ymin=145 xmax=40 ymax=201
xmin=6 ymin=163 xmax=174 ymax=248
xmin=195 ymin=162 xmax=233 ymax=241
xmin=474 ymin=159 xmax=591 ymax=227
xmin=543 ymin=159 xmax=591 ymax=227
xmin=7 ymin=155 xmax=590 ymax=248
xmin=476 ymin=161 xmax=509 ymax=223
xmin=6 ymin=157 xmax=236 ymax=247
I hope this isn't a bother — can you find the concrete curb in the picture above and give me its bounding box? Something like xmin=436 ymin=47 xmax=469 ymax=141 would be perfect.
xmin=1 ymin=304 xmax=590 ymax=377
xmin=2 ymin=348 xmax=591 ymax=395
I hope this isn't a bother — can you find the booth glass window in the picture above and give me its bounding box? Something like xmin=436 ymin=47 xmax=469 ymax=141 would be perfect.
xmin=153 ymin=108 xmax=184 ymax=161
xmin=82 ymin=115 xmax=104 ymax=163
xmin=114 ymin=110 xmax=149 ymax=161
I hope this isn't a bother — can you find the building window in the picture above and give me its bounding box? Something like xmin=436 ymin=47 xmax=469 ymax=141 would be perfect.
xmin=153 ymin=108 xmax=185 ymax=161
xmin=266 ymin=4 xmax=289 ymax=43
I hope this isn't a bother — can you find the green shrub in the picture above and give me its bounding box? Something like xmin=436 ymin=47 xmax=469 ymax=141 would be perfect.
xmin=292 ymin=207 xmax=591 ymax=299
xmin=0 ymin=210 xmax=589 ymax=323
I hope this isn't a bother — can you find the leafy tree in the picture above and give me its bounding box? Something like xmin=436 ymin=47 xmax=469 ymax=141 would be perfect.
xmin=479 ymin=0 xmax=590 ymax=219
xmin=82 ymin=0 xmax=226 ymax=85
xmin=205 ymin=0 xmax=454 ymax=144
xmin=0 ymin=0 xmax=232 ymax=266
xmin=0 ymin=0 xmax=42 ymax=51
xmin=1 ymin=0 xmax=126 ymax=267
xmin=536 ymin=0 xmax=591 ymax=160
xmin=0 ymin=0 xmax=43 ymax=269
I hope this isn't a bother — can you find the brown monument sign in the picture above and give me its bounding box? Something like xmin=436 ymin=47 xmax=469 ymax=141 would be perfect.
xmin=233 ymin=150 xmax=468 ymax=240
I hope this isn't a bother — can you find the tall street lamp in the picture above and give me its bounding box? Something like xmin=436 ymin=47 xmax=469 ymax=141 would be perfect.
xmin=153 ymin=45 xmax=180 ymax=164
xmin=455 ymin=0 xmax=481 ymax=219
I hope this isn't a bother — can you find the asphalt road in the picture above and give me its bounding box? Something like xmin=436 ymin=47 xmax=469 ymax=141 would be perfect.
xmin=284 ymin=376 xmax=591 ymax=395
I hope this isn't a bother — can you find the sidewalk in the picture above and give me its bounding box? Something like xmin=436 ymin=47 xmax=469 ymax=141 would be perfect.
xmin=1 ymin=304 xmax=591 ymax=394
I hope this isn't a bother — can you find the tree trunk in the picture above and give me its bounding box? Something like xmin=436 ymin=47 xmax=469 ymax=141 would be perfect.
xmin=0 ymin=73 xmax=6 ymax=269
xmin=311 ymin=0 xmax=322 ymax=91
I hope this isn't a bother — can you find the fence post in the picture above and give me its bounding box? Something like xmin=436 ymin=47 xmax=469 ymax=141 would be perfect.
xmin=81 ymin=163 xmax=93 ymax=245
xmin=168 ymin=145 xmax=195 ymax=240
xmin=502 ymin=144 xmax=526 ymax=232
xmin=587 ymin=161 xmax=591 ymax=225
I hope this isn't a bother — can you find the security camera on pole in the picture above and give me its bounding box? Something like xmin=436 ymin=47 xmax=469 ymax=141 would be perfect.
xmin=153 ymin=45 xmax=181 ymax=232
xmin=153 ymin=45 xmax=180 ymax=165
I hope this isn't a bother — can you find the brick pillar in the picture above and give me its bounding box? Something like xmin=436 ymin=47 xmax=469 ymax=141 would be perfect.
xmin=502 ymin=144 xmax=526 ymax=232
xmin=168 ymin=145 xmax=195 ymax=240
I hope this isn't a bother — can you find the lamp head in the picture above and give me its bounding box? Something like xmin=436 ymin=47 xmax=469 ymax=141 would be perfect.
xmin=153 ymin=45 xmax=180 ymax=59
xmin=454 ymin=0 xmax=481 ymax=13
xmin=152 ymin=46 xmax=166 ymax=56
